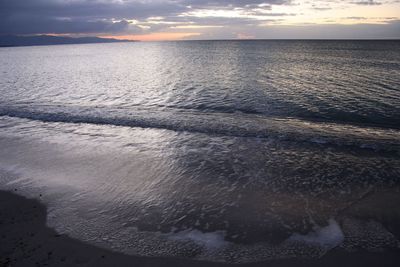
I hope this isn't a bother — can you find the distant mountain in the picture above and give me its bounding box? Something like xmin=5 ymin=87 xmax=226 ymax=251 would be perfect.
xmin=0 ymin=35 xmax=136 ymax=47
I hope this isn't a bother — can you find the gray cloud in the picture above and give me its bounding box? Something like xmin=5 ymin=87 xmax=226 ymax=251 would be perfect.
xmin=353 ymin=0 xmax=382 ymax=5
xmin=0 ymin=0 xmax=294 ymax=34
xmin=185 ymin=0 xmax=291 ymax=8
xmin=0 ymin=0 xmax=186 ymax=34
xmin=0 ymin=0 xmax=398 ymax=38
xmin=190 ymin=19 xmax=400 ymax=40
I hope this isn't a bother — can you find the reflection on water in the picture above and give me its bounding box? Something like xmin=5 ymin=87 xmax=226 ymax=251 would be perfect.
xmin=0 ymin=41 xmax=399 ymax=262
xmin=0 ymin=115 xmax=399 ymax=262
xmin=0 ymin=41 xmax=399 ymax=127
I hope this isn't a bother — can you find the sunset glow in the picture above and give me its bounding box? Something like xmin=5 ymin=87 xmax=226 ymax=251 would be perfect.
xmin=101 ymin=32 xmax=202 ymax=41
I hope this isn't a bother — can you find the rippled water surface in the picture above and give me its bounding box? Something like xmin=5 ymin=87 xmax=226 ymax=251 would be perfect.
xmin=0 ymin=41 xmax=399 ymax=262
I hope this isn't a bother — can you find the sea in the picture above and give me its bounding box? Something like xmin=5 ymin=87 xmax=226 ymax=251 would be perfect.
xmin=0 ymin=40 xmax=399 ymax=263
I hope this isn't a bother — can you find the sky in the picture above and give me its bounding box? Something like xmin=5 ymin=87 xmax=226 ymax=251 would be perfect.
xmin=0 ymin=0 xmax=399 ymax=41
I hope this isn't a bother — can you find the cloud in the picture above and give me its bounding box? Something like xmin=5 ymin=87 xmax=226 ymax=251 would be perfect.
xmin=0 ymin=0 xmax=399 ymax=39
xmin=352 ymin=0 xmax=382 ymax=5
xmin=185 ymin=0 xmax=292 ymax=8
xmin=190 ymin=19 xmax=400 ymax=40
xmin=0 ymin=0 xmax=185 ymax=34
xmin=0 ymin=0 xmax=293 ymax=35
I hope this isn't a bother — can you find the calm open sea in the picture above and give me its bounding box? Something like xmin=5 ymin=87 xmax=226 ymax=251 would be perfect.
xmin=0 ymin=40 xmax=399 ymax=262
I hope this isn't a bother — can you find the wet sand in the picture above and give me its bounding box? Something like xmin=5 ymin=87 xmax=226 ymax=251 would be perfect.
xmin=1 ymin=189 xmax=400 ymax=267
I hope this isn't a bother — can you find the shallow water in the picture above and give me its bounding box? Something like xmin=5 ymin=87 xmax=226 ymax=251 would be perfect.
xmin=0 ymin=41 xmax=399 ymax=262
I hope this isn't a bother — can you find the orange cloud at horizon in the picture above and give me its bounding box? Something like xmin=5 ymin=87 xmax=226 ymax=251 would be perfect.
xmin=100 ymin=32 xmax=201 ymax=41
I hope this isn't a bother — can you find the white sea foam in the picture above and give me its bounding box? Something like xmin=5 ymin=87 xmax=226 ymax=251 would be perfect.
xmin=288 ymin=219 xmax=344 ymax=249
xmin=167 ymin=229 xmax=229 ymax=249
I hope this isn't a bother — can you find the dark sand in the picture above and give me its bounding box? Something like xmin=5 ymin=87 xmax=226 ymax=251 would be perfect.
xmin=1 ymin=190 xmax=400 ymax=267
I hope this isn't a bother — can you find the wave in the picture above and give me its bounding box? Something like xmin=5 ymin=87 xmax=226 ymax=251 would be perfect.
xmin=288 ymin=219 xmax=344 ymax=250
xmin=0 ymin=104 xmax=399 ymax=152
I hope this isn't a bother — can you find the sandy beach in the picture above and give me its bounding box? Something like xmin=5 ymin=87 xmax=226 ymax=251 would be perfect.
xmin=1 ymin=189 xmax=400 ymax=267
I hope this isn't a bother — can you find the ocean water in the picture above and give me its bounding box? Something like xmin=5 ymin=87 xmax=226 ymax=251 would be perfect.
xmin=0 ymin=40 xmax=399 ymax=262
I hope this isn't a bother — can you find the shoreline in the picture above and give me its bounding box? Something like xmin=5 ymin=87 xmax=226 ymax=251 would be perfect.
xmin=1 ymin=189 xmax=400 ymax=267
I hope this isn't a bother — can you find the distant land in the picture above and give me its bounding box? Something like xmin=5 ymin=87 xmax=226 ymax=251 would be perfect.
xmin=0 ymin=35 xmax=135 ymax=47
